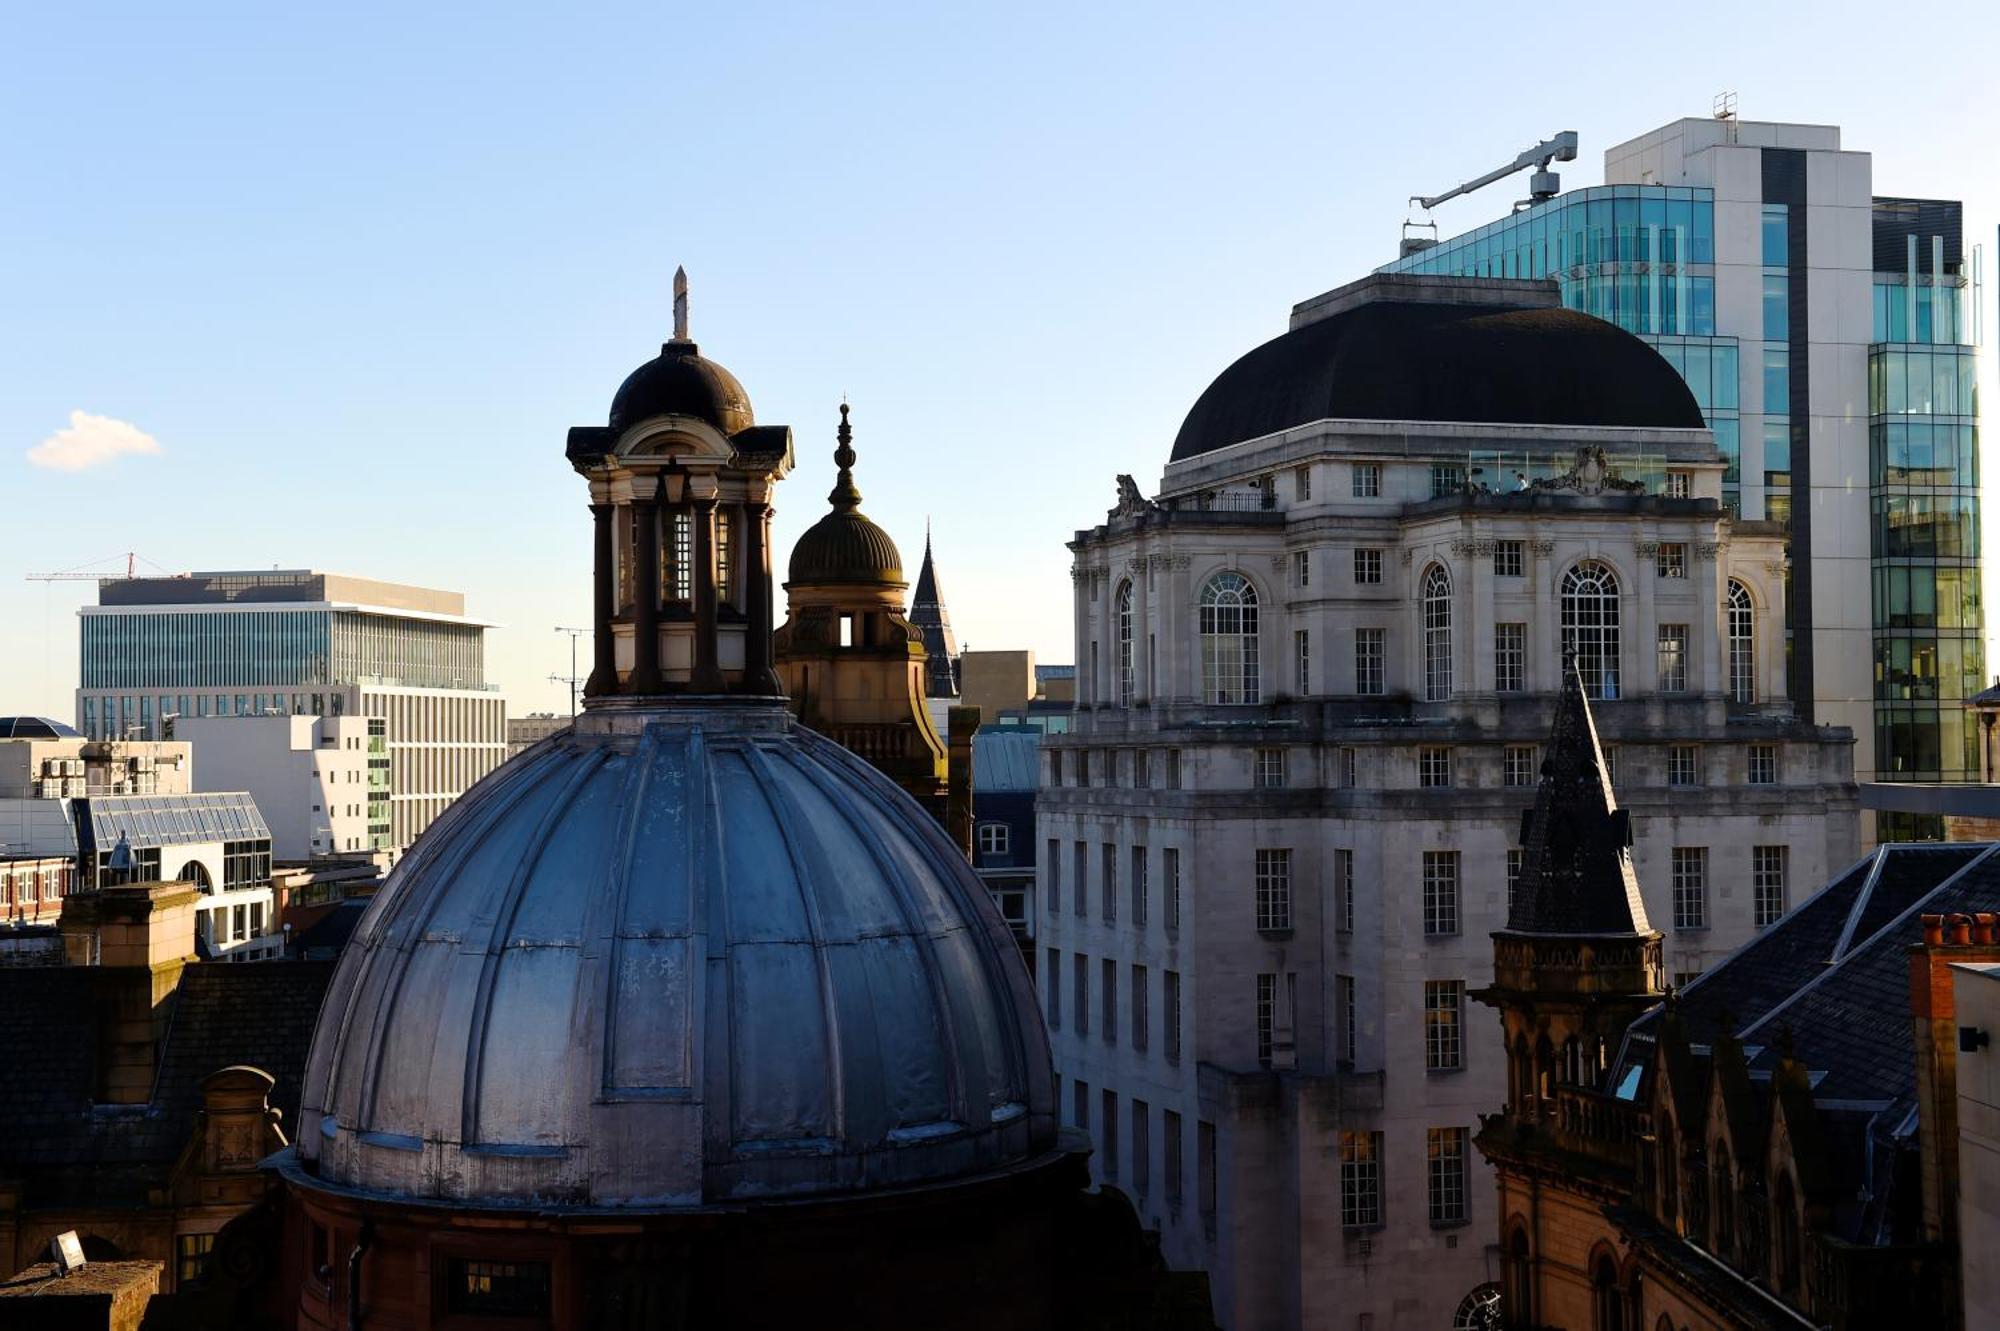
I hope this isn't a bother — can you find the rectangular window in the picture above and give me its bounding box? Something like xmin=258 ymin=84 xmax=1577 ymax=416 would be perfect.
xmin=1424 ymin=980 xmax=1464 ymax=1071
xmin=1503 ymin=745 xmax=1537 ymax=787
xmin=1102 ymin=843 xmax=1117 ymax=923
xmin=1355 ymin=628 xmax=1384 ymax=696
xmin=1430 ymin=464 xmax=1465 ymax=498
xmin=1338 ymin=973 xmax=1358 ymax=1065
xmin=1763 ymin=271 xmax=1789 ymax=341
xmin=1046 ymin=948 xmax=1062 ymax=1027
xmin=1506 ymin=848 xmax=1524 ymax=915
xmin=1132 ymin=1099 xmax=1151 ymax=1194
xmin=1255 ymin=849 xmax=1293 ymax=931
xmin=1666 ymin=470 xmax=1693 ymax=498
xmin=1294 ymin=465 xmax=1311 ymax=501
xmin=176 ymin=1232 xmax=215 ymax=1285
xmin=1494 ymin=622 xmax=1525 ymax=692
xmin=1418 ymin=747 xmax=1452 ymax=788
xmin=1073 ymin=952 xmax=1089 ymax=1035
xmin=1131 ymin=964 xmax=1149 ymax=1052
xmin=1656 ymin=542 xmax=1688 ymax=579
xmin=1672 ymin=847 xmax=1708 ymax=931
xmin=1334 ymin=848 xmax=1354 ymax=935
xmin=1763 ymin=347 xmax=1790 ymax=412
xmin=1102 ymin=1088 xmax=1120 ymax=1179
xmin=1131 ymin=846 xmax=1148 ymax=927
xmin=1295 ymin=629 xmax=1310 ymax=694
xmin=1669 ymin=745 xmax=1699 ymax=787
xmin=1294 ymin=549 xmax=1310 ymax=588
xmin=1339 ymin=1130 xmax=1383 ymax=1228
xmin=1761 ymin=203 xmax=1790 ymax=267
xmin=1256 ymin=972 xmax=1277 ymax=1067
xmin=1427 ymin=1127 xmax=1469 ymax=1226
xmin=1163 ymin=848 xmax=1181 ymax=932
xmin=1339 ymin=747 xmax=1357 ymax=788
xmin=1102 ymin=958 xmax=1118 ymax=1045
xmin=1753 ymin=846 xmax=1789 ymax=928
xmin=1255 ymin=747 xmax=1287 ymax=789
xmin=1198 ymin=1121 xmax=1218 ymax=1231
xmin=448 ymin=1259 xmax=551 ymax=1317
xmin=1353 ymin=549 xmax=1383 ymax=585
xmin=1352 ymin=463 xmax=1380 ymax=498
xmin=1073 ymin=842 xmax=1087 ymax=918
xmin=1073 ymin=1078 xmax=1089 ymax=1130
xmin=1164 ymin=1110 xmax=1184 ymax=1204
xmin=1166 ymin=749 xmax=1182 ymax=789
xmin=1422 ymin=851 xmax=1459 ymax=936
xmin=1165 ymin=971 xmax=1183 ymax=1064
xmin=1046 ymin=838 xmax=1060 ymax=915
xmin=1657 ymin=624 xmax=1689 ymax=693
xmin=1749 ymin=744 xmax=1777 ymax=785
xmin=1494 ymin=540 xmax=1524 ymax=577
xmin=1049 ymin=750 xmax=1063 ymax=786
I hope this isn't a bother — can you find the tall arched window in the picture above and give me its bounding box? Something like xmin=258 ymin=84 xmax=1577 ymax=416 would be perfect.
xmin=1774 ymin=1172 xmax=1801 ymax=1295
xmin=1199 ymin=572 xmax=1260 ymax=705
xmin=1452 ymin=1283 xmax=1502 ymax=1331
xmin=1712 ymin=1148 xmax=1734 ymax=1259
xmin=1422 ymin=564 xmax=1453 ymax=701
xmin=1115 ymin=581 xmax=1135 ymax=707
xmin=1727 ymin=580 xmax=1756 ymax=703
xmin=1562 ymin=561 xmax=1622 ymax=699
xmin=1504 ymin=1227 xmax=1533 ymax=1327
xmin=1590 ymin=1251 xmax=1624 ymax=1331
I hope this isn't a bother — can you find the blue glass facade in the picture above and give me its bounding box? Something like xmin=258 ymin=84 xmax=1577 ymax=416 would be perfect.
xmin=1384 ymin=185 xmax=1742 ymax=508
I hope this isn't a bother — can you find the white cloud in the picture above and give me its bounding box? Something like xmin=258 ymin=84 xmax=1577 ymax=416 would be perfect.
xmin=27 ymin=410 xmax=163 ymax=472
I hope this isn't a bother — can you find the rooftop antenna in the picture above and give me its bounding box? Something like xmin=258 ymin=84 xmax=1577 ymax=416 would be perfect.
xmin=1402 ymin=132 xmax=1578 ymax=255
xmin=552 ymin=627 xmax=590 ymax=717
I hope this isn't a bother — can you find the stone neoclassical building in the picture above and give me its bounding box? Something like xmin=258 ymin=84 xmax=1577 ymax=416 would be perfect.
xmin=1035 ymin=272 xmax=1859 ymax=1330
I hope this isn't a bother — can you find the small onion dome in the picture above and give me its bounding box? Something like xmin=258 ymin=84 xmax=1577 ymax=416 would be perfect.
xmin=786 ymin=403 xmax=905 ymax=587
xmin=295 ymin=702 xmax=1053 ymax=1208
xmin=607 ymin=339 xmax=755 ymax=437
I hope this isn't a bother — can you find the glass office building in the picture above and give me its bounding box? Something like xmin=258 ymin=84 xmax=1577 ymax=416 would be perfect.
xmin=1384 ymin=185 xmax=1744 ymax=511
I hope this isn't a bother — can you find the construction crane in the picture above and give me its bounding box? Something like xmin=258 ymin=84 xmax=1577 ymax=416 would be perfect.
xmin=1401 ymin=131 xmax=1579 ymax=255
xmin=25 ymin=551 xmax=184 ymax=583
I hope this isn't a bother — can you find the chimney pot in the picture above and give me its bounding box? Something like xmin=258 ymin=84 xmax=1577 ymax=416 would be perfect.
xmin=1925 ymin=914 xmax=1946 ymax=945
xmin=1949 ymin=914 xmax=1975 ymax=946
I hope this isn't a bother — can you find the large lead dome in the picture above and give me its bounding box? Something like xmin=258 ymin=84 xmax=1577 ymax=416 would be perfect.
xmin=297 ymin=703 xmax=1053 ymax=1206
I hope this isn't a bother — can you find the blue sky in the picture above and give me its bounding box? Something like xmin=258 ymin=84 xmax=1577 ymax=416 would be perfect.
xmin=4 ymin=1 xmax=1997 ymax=717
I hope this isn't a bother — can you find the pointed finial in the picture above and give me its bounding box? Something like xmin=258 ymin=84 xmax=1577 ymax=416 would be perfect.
xmin=828 ymin=402 xmax=862 ymax=511
xmin=672 ymin=266 xmax=689 ymax=342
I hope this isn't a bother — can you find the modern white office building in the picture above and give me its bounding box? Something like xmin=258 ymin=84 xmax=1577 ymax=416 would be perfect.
xmin=176 ymin=713 xmax=378 ymax=860
xmin=76 ymin=570 xmax=507 ymax=849
xmin=1039 ymin=271 xmax=1859 ymax=1329
xmin=1384 ymin=114 xmax=1982 ymax=835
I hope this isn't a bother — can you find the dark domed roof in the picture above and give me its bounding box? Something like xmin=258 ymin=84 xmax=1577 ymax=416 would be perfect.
xmin=0 ymin=717 xmax=82 ymax=740
xmin=787 ymin=404 xmax=905 ymax=587
xmin=1171 ymin=300 xmax=1706 ymax=461
xmin=607 ymin=339 xmax=755 ymax=437
xmin=789 ymin=512 xmax=905 ymax=587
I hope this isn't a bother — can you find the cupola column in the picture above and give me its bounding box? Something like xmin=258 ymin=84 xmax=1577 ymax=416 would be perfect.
xmin=744 ymin=497 xmax=781 ymax=694
xmin=586 ymin=500 xmax=618 ymax=698
xmin=630 ymin=478 xmax=664 ymax=693
xmin=691 ymin=486 xmax=725 ymax=692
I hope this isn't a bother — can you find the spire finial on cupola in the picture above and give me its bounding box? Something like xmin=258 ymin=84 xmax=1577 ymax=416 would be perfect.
xmin=672 ymin=265 xmax=690 ymax=343
xmin=828 ymin=401 xmax=863 ymax=511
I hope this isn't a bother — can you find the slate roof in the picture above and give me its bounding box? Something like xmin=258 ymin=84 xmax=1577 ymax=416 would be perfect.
xmin=0 ymin=961 xmax=334 ymax=1207
xmin=1505 ymin=659 xmax=1650 ymax=935
xmin=1170 ymin=298 xmax=1706 ymax=461
xmin=0 ymin=717 xmax=82 ymax=739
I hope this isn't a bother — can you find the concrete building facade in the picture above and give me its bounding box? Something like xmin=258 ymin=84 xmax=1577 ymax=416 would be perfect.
xmin=1386 ymin=115 xmax=1983 ymax=830
xmin=1037 ymin=273 xmax=1859 ymax=1329
xmin=175 ymin=714 xmax=377 ymax=860
xmin=75 ymin=570 xmax=505 ymax=849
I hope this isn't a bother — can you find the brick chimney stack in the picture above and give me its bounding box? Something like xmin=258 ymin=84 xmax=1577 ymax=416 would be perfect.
xmin=1908 ymin=911 xmax=2000 ymax=1264
xmin=57 ymin=881 xmax=201 ymax=1105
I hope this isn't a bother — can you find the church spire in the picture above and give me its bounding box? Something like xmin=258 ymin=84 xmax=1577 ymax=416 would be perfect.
xmin=910 ymin=528 xmax=959 ymax=698
xmin=1506 ymin=654 xmax=1652 ymax=935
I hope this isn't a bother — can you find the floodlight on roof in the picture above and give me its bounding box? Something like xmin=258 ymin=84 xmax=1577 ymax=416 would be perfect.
xmin=49 ymin=1229 xmax=85 ymax=1276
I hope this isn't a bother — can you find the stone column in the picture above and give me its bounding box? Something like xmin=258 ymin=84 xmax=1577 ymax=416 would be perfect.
xmin=1532 ymin=535 xmax=1557 ymax=692
xmin=692 ymin=491 xmax=724 ymax=692
xmin=1463 ymin=534 xmax=1491 ymax=696
xmin=1634 ymin=540 xmax=1660 ymax=696
xmin=629 ymin=480 xmax=663 ymax=694
xmin=743 ymin=496 xmax=782 ymax=695
xmin=1696 ymin=541 xmax=1724 ymax=700
xmin=1133 ymin=552 xmax=1152 ymax=706
xmin=586 ymin=501 xmax=618 ymax=698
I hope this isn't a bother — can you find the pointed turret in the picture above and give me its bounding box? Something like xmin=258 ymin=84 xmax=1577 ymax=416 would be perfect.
xmin=1506 ymin=655 xmax=1652 ymax=936
xmin=910 ymin=526 xmax=960 ymax=698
